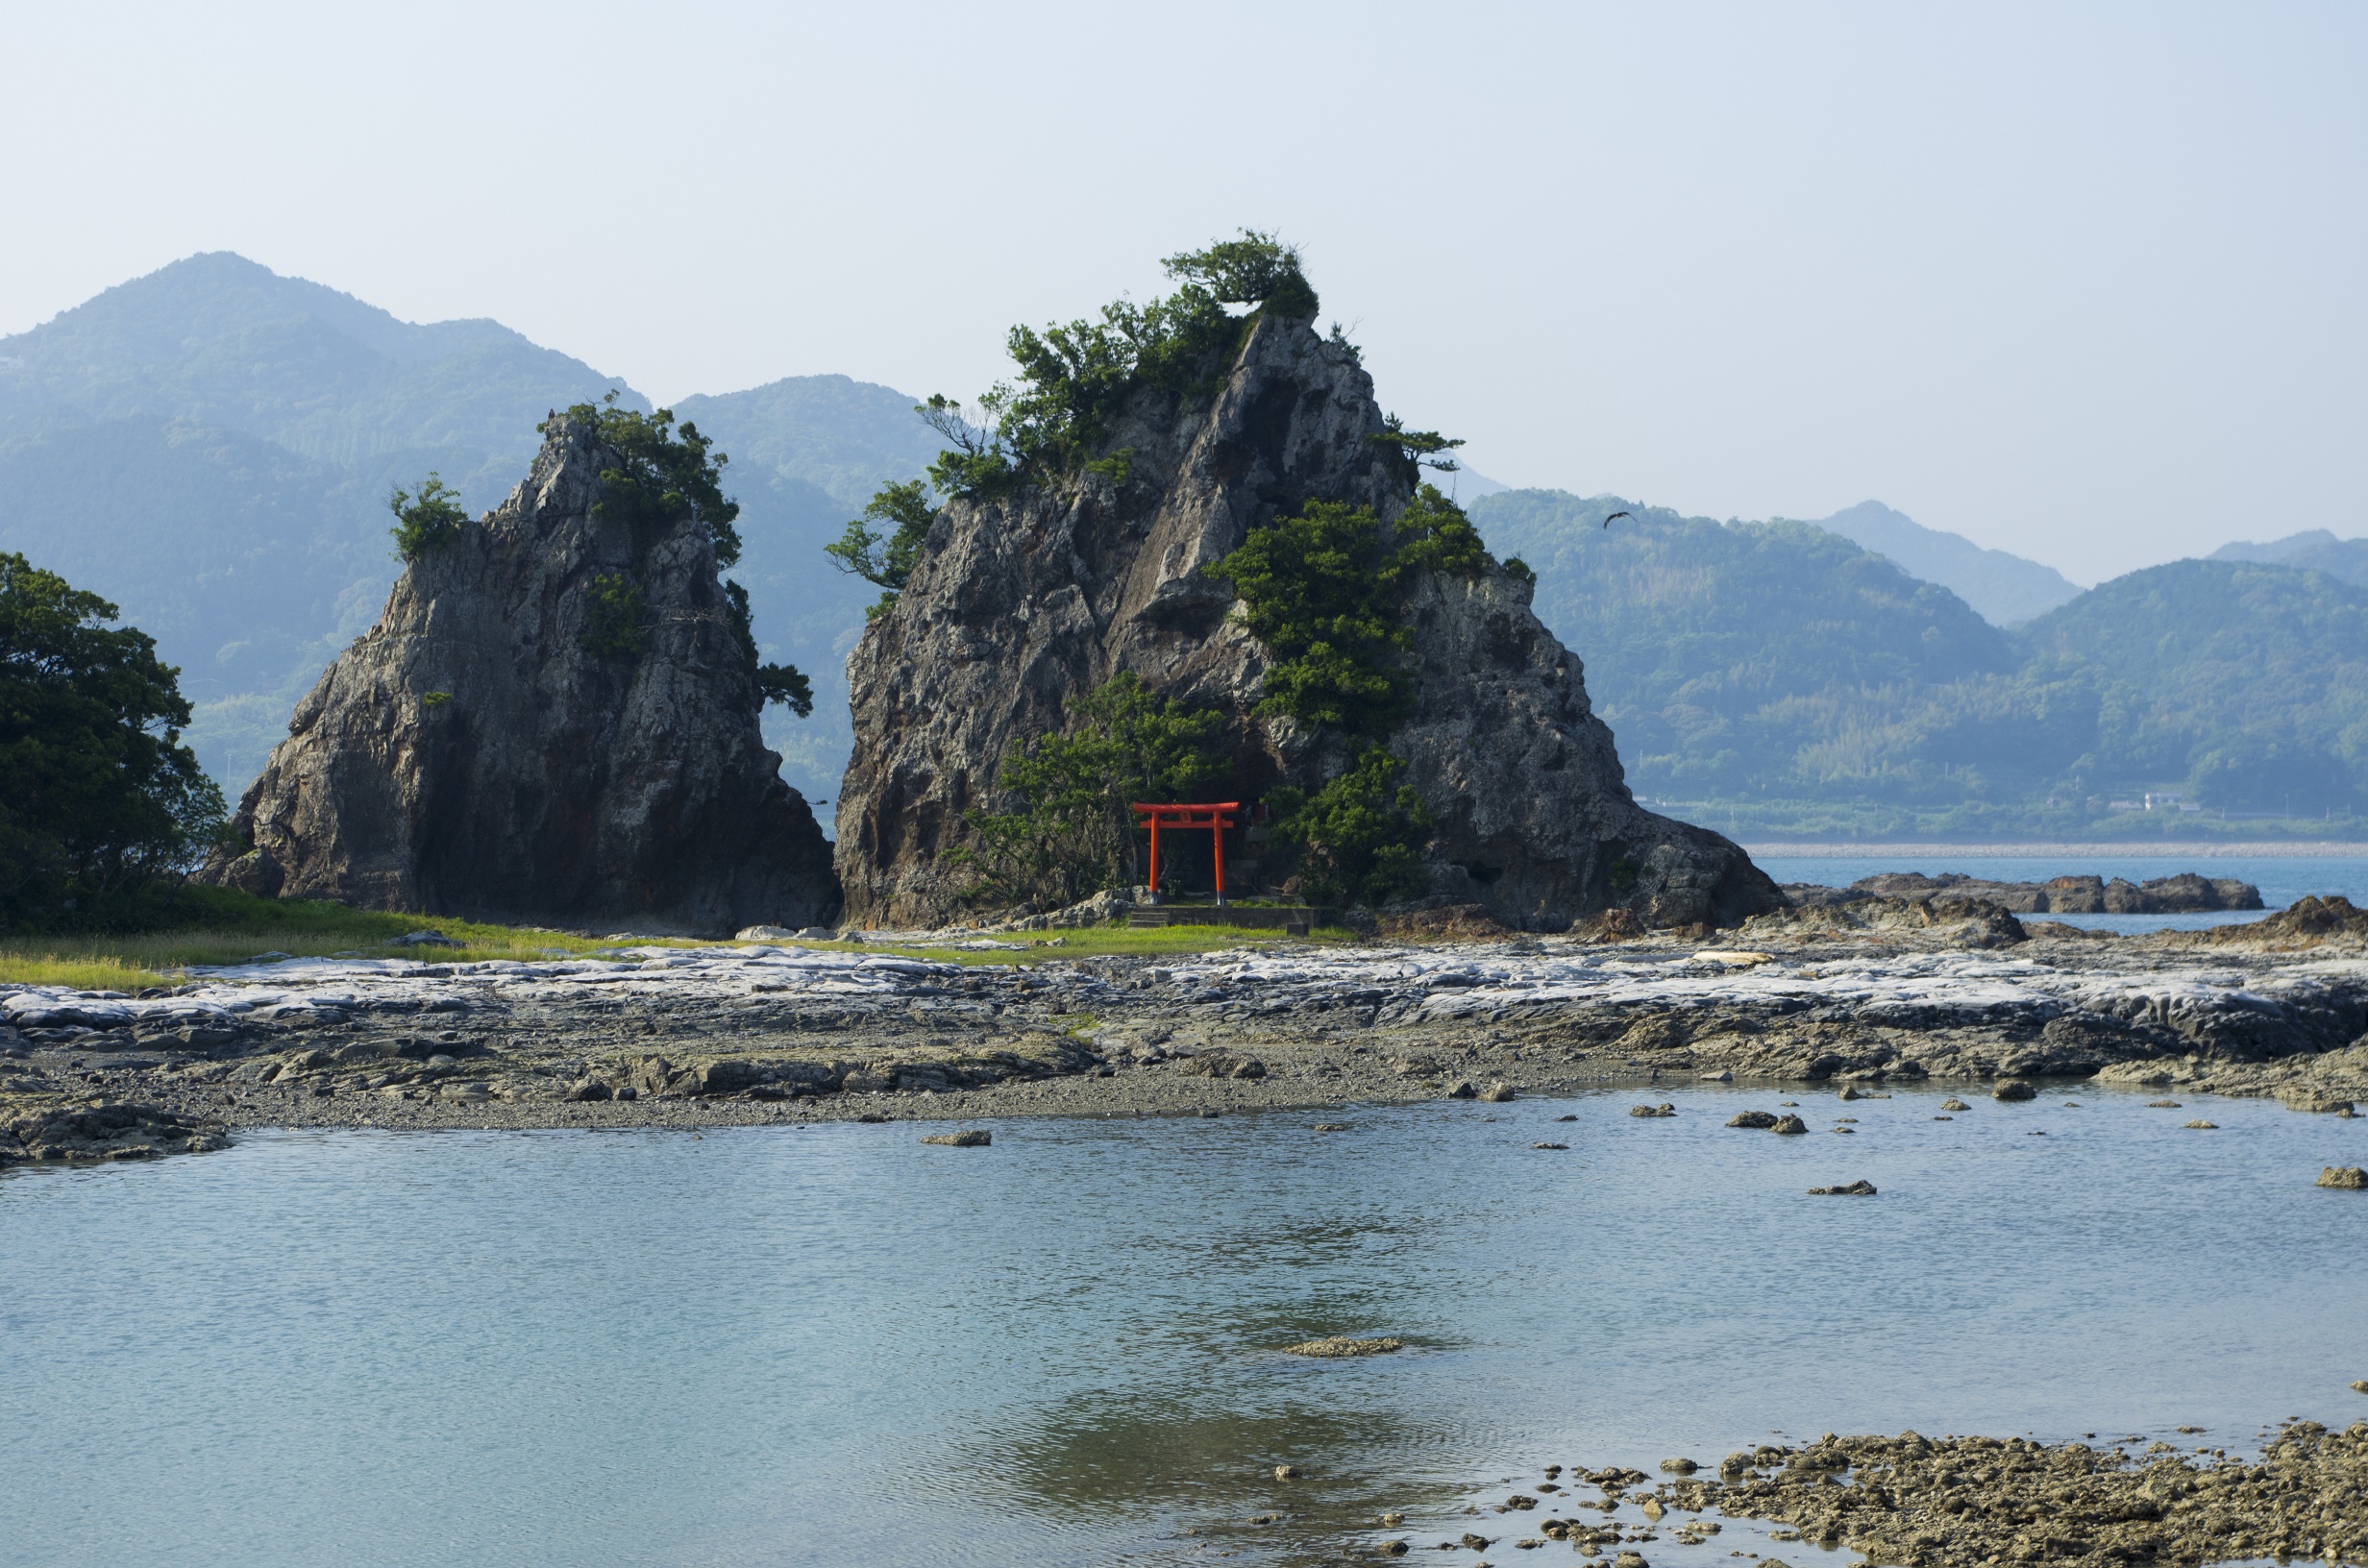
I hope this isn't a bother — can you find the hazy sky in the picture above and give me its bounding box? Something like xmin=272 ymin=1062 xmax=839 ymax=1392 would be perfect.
xmin=6 ymin=2 xmax=2361 ymax=583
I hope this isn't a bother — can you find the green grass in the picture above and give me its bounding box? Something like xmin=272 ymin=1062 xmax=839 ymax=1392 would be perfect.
xmin=843 ymin=922 xmax=1359 ymax=968
xmin=0 ymin=889 xmax=1353 ymax=988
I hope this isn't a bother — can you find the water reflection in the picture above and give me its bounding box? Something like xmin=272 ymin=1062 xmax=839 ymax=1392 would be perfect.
xmin=953 ymin=1390 xmax=1472 ymax=1563
xmin=2 ymin=1090 xmax=2362 ymax=1567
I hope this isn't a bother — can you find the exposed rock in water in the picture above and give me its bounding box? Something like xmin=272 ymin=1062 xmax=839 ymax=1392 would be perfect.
xmin=203 ymin=414 xmax=838 ymax=936
xmin=1805 ymin=870 xmax=2263 ymax=915
xmin=920 ymin=1129 xmax=992 ymax=1147
xmin=833 ymin=310 xmax=1777 ymax=931
xmin=1283 ymin=1335 xmax=1404 ymax=1358
xmin=2320 ymin=1165 xmax=2366 ymax=1189
xmin=1662 ymin=1422 xmax=2368 ymax=1568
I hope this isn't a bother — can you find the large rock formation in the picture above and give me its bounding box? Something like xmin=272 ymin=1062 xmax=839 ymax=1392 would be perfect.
xmin=835 ymin=311 xmax=1780 ymax=930
xmin=205 ymin=414 xmax=838 ymax=935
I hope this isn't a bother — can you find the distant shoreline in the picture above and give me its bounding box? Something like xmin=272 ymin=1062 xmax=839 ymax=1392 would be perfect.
xmin=1743 ymin=841 xmax=2368 ymax=858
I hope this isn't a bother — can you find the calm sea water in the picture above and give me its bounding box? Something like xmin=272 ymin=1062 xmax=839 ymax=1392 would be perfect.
xmin=1756 ymin=853 xmax=2368 ymax=933
xmin=5 ymin=1087 xmax=2364 ymax=1566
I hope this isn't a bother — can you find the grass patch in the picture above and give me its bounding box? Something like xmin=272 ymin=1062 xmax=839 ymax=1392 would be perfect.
xmin=847 ymin=922 xmax=1359 ymax=968
xmin=0 ymin=886 xmax=649 ymax=986
xmin=0 ymin=890 xmax=1354 ymax=989
xmin=0 ymin=954 xmax=176 ymax=992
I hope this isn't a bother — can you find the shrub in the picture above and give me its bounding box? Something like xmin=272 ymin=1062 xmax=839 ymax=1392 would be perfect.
xmin=723 ymin=580 xmax=813 ymax=716
xmin=922 ymin=231 xmax=1319 ymax=500
xmin=389 ymin=473 xmax=468 ymax=559
xmin=1204 ymin=483 xmax=1488 ymax=738
xmin=825 ymin=478 xmax=938 ymax=615
xmin=580 ymin=573 xmax=647 ymax=658
xmin=958 ymin=674 xmax=1228 ymax=912
xmin=1268 ymin=747 xmax=1431 ymax=908
xmin=0 ymin=552 xmax=224 ymax=928
xmin=558 ymin=392 xmax=744 ymax=568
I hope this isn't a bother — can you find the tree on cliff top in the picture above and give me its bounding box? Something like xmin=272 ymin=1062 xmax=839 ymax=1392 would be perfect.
xmin=1 ymin=552 xmax=225 ymax=927
xmin=920 ymin=231 xmax=1320 ymax=501
xmin=546 ymin=394 xmax=811 ymax=716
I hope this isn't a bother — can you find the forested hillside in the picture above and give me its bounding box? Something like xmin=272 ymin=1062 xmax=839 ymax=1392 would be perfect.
xmin=2210 ymin=529 xmax=2368 ymax=586
xmin=1473 ymin=490 xmax=2368 ymax=829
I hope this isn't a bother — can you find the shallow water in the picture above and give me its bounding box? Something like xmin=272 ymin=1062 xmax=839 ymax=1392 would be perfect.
xmin=1757 ymin=852 xmax=2368 ymax=933
xmin=5 ymin=1087 xmax=2364 ymax=1567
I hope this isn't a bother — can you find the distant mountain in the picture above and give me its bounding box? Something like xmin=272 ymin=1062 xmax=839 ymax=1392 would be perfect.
xmin=1468 ymin=491 xmax=2368 ymax=817
xmin=2209 ymin=529 xmax=2368 ymax=586
xmin=0 ymin=255 xmax=931 ymax=804
xmin=2018 ymin=559 xmax=2368 ymax=811
xmin=1811 ymin=500 xmax=2082 ymax=625
xmin=1469 ymin=490 xmax=2017 ymax=797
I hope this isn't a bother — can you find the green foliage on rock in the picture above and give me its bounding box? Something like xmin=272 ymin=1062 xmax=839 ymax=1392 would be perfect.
xmin=921 ymin=232 xmax=1318 ymax=501
xmin=388 ymin=473 xmax=468 ymax=559
xmin=723 ymin=579 xmax=813 ymax=717
xmin=0 ymin=552 xmax=225 ymax=928
xmin=1268 ymin=747 xmax=1433 ymax=909
xmin=1367 ymin=413 xmax=1465 ymax=476
xmin=580 ymin=572 xmax=647 ymax=659
xmin=1205 ymin=483 xmax=1487 ymax=739
xmin=825 ymin=478 xmax=938 ymax=615
xmin=563 ymin=392 xmax=744 ymax=568
xmin=958 ymin=674 xmax=1228 ymax=912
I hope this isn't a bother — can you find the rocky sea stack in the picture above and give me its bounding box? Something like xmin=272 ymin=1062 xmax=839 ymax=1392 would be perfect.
xmin=204 ymin=411 xmax=839 ymax=935
xmin=836 ymin=252 xmax=1778 ymax=931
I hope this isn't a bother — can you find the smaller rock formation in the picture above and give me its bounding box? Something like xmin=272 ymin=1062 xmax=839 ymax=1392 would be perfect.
xmin=205 ymin=413 xmax=838 ymax=936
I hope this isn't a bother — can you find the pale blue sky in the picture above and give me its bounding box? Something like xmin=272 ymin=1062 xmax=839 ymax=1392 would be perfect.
xmin=5 ymin=1 xmax=2360 ymax=582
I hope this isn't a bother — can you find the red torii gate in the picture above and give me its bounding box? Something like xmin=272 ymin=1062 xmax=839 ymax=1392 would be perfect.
xmin=1130 ymin=801 xmax=1240 ymax=906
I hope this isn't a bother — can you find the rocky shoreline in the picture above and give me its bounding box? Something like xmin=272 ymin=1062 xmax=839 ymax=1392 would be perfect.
xmin=1354 ymin=1420 xmax=2368 ymax=1567
xmin=6 ymin=903 xmax=2366 ymax=1166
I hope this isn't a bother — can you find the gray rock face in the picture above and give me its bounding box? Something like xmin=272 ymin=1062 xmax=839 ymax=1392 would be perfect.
xmin=834 ymin=312 xmax=1778 ymax=930
xmin=205 ymin=414 xmax=838 ymax=935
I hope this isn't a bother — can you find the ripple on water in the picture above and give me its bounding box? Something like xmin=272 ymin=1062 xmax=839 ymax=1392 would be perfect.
xmin=3 ymin=1084 xmax=2364 ymax=1566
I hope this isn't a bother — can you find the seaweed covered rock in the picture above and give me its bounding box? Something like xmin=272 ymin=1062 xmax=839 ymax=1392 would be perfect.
xmin=204 ymin=413 xmax=838 ymax=935
xmin=834 ymin=292 xmax=1776 ymax=931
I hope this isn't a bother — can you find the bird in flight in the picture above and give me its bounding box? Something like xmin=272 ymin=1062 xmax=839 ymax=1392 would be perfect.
xmin=1602 ymin=509 xmax=1632 ymax=528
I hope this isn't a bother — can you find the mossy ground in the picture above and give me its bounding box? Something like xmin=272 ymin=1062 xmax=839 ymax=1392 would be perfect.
xmin=0 ymin=888 xmax=1355 ymax=987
